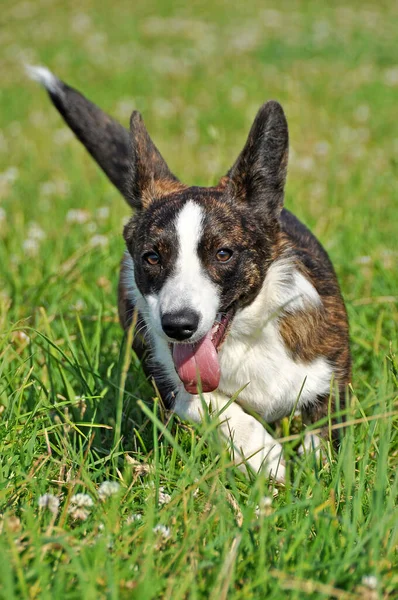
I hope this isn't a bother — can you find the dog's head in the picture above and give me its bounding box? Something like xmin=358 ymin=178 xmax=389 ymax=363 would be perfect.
xmin=29 ymin=67 xmax=288 ymax=394
xmin=123 ymin=103 xmax=288 ymax=393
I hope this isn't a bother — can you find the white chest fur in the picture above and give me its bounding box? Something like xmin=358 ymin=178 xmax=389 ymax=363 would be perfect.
xmin=218 ymin=259 xmax=332 ymax=421
xmin=218 ymin=320 xmax=331 ymax=421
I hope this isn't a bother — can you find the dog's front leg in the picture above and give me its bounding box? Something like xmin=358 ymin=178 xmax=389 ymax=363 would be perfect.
xmin=174 ymin=391 xmax=285 ymax=482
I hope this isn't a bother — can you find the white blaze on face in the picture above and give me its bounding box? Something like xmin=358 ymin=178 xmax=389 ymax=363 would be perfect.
xmin=146 ymin=200 xmax=220 ymax=340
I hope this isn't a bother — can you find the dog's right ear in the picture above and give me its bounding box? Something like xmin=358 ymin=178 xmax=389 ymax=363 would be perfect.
xmin=27 ymin=66 xmax=182 ymax=209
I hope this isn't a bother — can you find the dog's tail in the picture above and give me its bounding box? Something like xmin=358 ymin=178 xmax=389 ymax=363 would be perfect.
xmin=26 ymin=65 xmax=132 ymax=204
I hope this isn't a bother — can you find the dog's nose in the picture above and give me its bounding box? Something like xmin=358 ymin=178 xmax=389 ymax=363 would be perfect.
xmin=161 ymin=310 xmax=200 ymax=341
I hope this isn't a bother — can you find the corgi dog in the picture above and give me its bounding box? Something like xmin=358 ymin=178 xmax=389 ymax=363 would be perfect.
xmin=29 ymin=66 xmax=350 ymax=482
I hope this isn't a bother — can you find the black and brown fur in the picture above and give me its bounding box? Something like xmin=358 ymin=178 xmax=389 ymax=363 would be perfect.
xmin=33 ymin=70 xmax=351 ymax=441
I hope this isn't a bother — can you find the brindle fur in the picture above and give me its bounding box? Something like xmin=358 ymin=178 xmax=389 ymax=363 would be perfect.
xmin=38 ymin=73 xmax=351 ymax=442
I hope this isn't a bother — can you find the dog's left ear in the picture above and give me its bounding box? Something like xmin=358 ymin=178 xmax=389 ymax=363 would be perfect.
xmin=127 ymin=111 xmax=183 ymax=209
xmin=224 ymin=101 xmax=288 ymax=217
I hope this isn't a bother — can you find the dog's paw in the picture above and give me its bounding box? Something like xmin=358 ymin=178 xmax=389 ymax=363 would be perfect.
xmin=237 ymin=443 xmax=286 ymax=483
xmin=245 ymin=441 xmax=286 ymax=484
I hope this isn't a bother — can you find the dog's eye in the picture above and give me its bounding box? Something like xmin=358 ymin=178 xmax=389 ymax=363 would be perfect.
xmin=216 ymin=248 xmax=233 ymax=263
xmin=143 ymin=251 xmax=160 ymax=266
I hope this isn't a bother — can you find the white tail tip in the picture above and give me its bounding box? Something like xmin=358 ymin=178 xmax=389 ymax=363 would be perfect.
xmin=26 ymin=65 xmax=61 ymax=95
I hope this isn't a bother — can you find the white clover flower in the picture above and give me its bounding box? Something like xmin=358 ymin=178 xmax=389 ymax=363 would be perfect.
xmin=152 ymin=98 xmax=176 ymax=119
xmin=230 ymin=85 xmax=247 ymax=106
xmin=67 ymin=493 xmax=94 ymax=520
xmin=53 ymin=128 xmax=74 ymax=145
xmin=72 ymin=299 xmax=86 ymax=312
xmin=38 ymin=493 xmax=60 ymax=515
xmin=27 ymin=222 xmax=46 ymax=241
xmin=361 ymin=575 xmax=378 ymax=590
xmin=383 ymin=67 xmax=398 ymax=87
xmin=354 ymin=104 xmax=370 ymax=123
xmin=296 ymin=156 xmax=315 ymax=172
xmin=71 ymin=12 xmax=92 ymax=34
xmin=115 ymin=99 xmax=136 ymax=120
xmin=313 ymin=19 xmax=330 ymax=43
xmin=39 ymin=181 xmax=56 ymax=197
xmin=29 ymin=110 xmax=48 ymax=128
xmin=7 ymin=167 xmax=19 ymax=182
xmin=261 ymin=9 xmax=282 ymax=27
xmin=55 ymin=179 xmax=70 ymax=197
xmin=9 ymin=122 xmax=22 ymax=137
xmin=355 ymin=256 xmax=372 ymax=265
xmin=70 ymin=493 xmax=94 ymax=507
xmin=96 ymin=206 xmax=110 ymax=220
xmin=86 ymin=32 xmax=107 ymax=53
xmin=158 ymin=489 xmax=171 ymax=505
xmin=125 ymin=457 xmax=151 ymax=476
xmin=126 ymin=514 xmax=142 ymax=524
xmin=66 ymin=209 xmax=90 ymax=224
xmin=153 ymin=524 xmax=170 ymax=539
xmin=23 ymin=238 xmax=39 ymax=256
xmin=89 ymin=234 xmax=108 ymax=248
xmin=314 ymin=141 xmax=330 ymax=157
xmin=68 ymin=507 xmax=90 ymax=520
xmin=98 ymin=481 xmax=121 ymax=500
xmin=0 ymin=167 xmax=18 ymax=184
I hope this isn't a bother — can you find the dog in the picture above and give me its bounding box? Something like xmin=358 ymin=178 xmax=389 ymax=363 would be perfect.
xmin=28 ymin=66 xmax=351 ymax=482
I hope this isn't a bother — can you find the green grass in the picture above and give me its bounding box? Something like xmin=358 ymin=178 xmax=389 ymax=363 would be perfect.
xmin=0 ymin=0 xmax=397 ymax=598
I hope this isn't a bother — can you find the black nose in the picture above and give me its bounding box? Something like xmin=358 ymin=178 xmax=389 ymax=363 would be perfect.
xmin=161 ymin=310 xmax=200 ymax=341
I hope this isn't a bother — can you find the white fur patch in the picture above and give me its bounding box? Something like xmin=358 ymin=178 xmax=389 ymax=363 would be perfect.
xmin=122 ymin=252 xmax=183 ymax=389
xmin=146 ymin=200 xmax=220 ymax=341
xmin=26 ymin=65 xmax=63 ymax=96
xmin=174 ymin=389 xmax=285 ymax=482
xmin=292 ymin=270 xmax=322 ymax=310
xmin=253 ymin=258 xmax=322 ymax=316
xmin=218 ymin=258 xmax=331 ymax=421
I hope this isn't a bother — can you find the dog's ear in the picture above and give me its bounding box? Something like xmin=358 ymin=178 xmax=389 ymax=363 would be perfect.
xmin=127 ymin=111 xmax=183 ymax=209
xmin=224 ymin=101 xmax=288 ymax=217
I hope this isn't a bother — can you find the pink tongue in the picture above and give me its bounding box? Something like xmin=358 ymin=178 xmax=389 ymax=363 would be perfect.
xmin=172 ymin=332 xmax=220 ymax=394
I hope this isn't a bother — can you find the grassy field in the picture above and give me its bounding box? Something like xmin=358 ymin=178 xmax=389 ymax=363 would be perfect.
xmin=1 ymin=0 xmax=397 ymax=598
